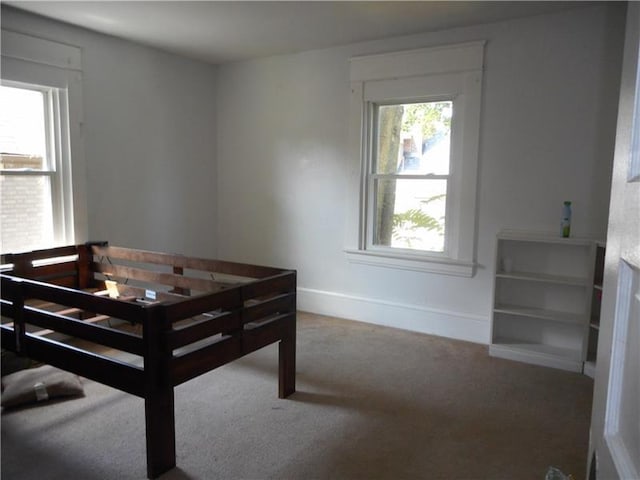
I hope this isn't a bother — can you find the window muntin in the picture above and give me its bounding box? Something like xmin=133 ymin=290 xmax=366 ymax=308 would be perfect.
xmin=369 ymin=100 xmax=452 ymax=254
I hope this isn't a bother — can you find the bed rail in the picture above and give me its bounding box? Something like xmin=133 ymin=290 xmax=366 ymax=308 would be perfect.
xmin=1 ymin=244 xmax=87 ymax=288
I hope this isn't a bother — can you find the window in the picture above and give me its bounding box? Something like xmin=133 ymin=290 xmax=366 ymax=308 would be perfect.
xmin=371 ymin=101 xmax=451 ymax=253
xmin=345 ymin=42 xmax=485 ymax=276
xmin=1 ymin=30 xmax=86 ymax=254
xmin=1 ymin=83 xmax=70 ymax=252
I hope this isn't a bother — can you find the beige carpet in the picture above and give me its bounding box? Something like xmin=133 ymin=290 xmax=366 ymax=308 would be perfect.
xmin=1 ymin=312 xmax=593 ymax=479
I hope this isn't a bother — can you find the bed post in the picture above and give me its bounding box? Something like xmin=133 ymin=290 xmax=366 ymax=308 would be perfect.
xmin=77 ymin=244 xmax=92 ymax=289
xmin=142 ymin=305 xmax=176 ymax=479
xmin=278 ymin=313 xmax=296 ymax=398
xmin=278 ymin=274 xmax=297 ymax=399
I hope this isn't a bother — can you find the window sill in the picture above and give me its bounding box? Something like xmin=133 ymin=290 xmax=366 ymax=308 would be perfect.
xmin=345 ymin=249 xmax=475 ymax=277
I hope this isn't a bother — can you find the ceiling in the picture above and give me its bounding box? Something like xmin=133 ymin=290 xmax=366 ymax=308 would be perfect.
xmin=5 ymin=1 xmax=596 ymax=65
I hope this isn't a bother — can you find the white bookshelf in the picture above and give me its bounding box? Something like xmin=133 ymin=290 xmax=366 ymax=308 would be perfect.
xmin=489 ymin=231 xmax=597 ymax=372
xmin=583 ymin=241 xmax=605 ymax=378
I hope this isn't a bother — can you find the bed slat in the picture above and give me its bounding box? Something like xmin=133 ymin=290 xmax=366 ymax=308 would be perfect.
xmin=243 ymin=313 xmax=296 ymax=352
xmin=163 ymin=288 xmax=242 ymax=322
xmin=19 ymin=333 xmax=145 ymax=397
xmin=242 ymin=272 xmax=296 ymax=300
xmin=3 ymin=276 xmax=146 ymax=323
xmin=27 ymin=260 xmax=78 ymax=278
xmin=243 ymin=293 xmax=296 ymax=324
xmin=169 ymin=336 xmax=241 ymax=386
xmin=24 ymin=307 xmax=144 ymax=355
xmin=1 ymin=245 xmax=78 ymax=265
xmin=167 ymin=311 xmax=241 ymax=350
xmin=91 ymin=245 xmax=281 ymax=278
xmin=92 ymin=261 xmax=230 ymax=293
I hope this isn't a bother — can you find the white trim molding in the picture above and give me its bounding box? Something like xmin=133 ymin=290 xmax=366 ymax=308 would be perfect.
xmin=1 ymin=30 xmax=82 ymax=71
xmin=349 ymin=41 xmax=485 ymax=82
xmin=298 ymin=287 xmax=490 ymax=344
xmin=344 ymin=248 xmax=475 ymax=276
xmin=345 ymin=41 xmax=485 ymax=276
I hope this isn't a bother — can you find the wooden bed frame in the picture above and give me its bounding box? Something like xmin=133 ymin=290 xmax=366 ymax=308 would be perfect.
xmin=0 ymin=243 xmax=296 ymax=478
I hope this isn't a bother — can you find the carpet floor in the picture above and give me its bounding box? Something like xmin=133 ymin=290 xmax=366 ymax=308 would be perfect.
xmin=1 ymin=312 xmax=593 ymax=479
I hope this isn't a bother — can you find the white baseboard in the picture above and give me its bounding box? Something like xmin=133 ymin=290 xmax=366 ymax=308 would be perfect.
xmin=297 ymin=287 xmax=490 ymax=344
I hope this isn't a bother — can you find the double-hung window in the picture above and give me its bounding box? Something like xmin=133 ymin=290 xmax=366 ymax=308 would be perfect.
xmin=1 ymin=30 xmax=86 ymax=254
xmin=370 ymin=100 xmax=452 ymax=253
xmin=346 ymin=42 xmax=484 ymax=277
xmin=1 ymin=82 xmax=71 ymax=252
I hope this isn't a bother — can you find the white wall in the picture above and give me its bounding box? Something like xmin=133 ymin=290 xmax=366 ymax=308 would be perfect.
xmin=2 ymin=5 xmax=625 ymax=345
xmin=2 ymin=7 xmax=219 ymax=258
xmin=216 ymin=5 xmax=626 ymax=343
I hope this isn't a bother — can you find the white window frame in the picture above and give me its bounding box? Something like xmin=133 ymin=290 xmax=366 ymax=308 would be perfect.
xmin=1 ymin=81 xmax=73 ymax=249
xmin=1 ymin=30 xmax=87 ymax=251
xmin=345 ymin=41 xmax=485 ymax=277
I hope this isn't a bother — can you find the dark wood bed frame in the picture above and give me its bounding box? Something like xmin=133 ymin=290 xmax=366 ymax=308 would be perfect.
xmin=0 ymin=243 xmax=296 ymax=478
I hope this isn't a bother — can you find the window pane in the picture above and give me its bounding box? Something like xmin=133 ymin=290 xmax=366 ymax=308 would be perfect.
xmin=0 ymin=85 xmax=47 ymax=170
xmin=374 ymin=178 xmax=446 ymax=252
xmin=375 ymin=101 xmax=452 ymax=175
xmin=1 ymin=175 xmax=54 ymax=253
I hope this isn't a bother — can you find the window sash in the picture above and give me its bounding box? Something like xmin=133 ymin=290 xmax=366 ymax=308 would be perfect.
xmin=367 ymin=176 xmax=450 ymax=255
xmin=0 ymin=82 xmax=58 ymax=173
xmin=372 ymin=99 xmax=453 ymax=177
xmin=360 ymin=87 xmax=467 ymax=261
xmin=366 ymin=99 xmax=453 ymax=256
